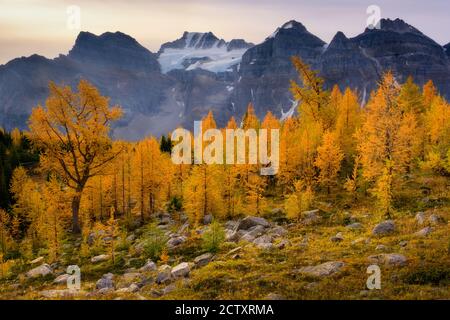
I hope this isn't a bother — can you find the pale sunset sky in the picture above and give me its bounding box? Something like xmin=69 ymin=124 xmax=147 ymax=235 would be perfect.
xmin=0 ymin=0 xmax=449 ymax=64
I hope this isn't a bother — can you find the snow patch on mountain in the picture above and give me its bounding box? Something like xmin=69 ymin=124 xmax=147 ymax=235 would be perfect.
xmin=158 ymin=32 xmax=252 ymax=74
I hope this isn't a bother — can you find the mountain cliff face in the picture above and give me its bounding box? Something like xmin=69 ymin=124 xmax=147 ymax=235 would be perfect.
xmin=0 ymin=18 xmax=449 ymax=139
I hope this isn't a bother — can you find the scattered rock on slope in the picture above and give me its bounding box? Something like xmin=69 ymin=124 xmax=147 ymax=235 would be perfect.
xmin=297 ymin=261 xmax=345 ymax=277
xmin=372 ymin=220 xmax=395 ymax=236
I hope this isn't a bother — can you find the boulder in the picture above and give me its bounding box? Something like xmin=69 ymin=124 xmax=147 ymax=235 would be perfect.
xmin=194 ymin=253 xmax=213 ymax=267
xmin=415 ymin=226 xmax=432 ymax=237
xmin=270 ymin=226 xmax=288 ymax=237
xmin=225 ymin=230 xmax=246 ymax=242
xmin=245 ymin=225 xmax=266 ymax=238
xmin=429 ymin=214 xmax=445 ymax=226
xmin=96 ymin=273 xmax=115 ymax=290
xmin=237 ymin=216 xmax=270 ymax=230
xmin=301 ymin=209 xmax=322 ymax=225
xmin=156 ymin=265 xmax=172 ymax=284
xmin=253 ymin=235 xmax=273 ymax=249
xmin=162 ymin=283 xmax=177 ymax=295
xmin=297 ymin=261 xmax=345 ymax=277
xmin=53 ymin=273 xmax=70 ymax=285
xmin=140 ymin=260 xmax=157 ymax=272
xmin=91 ymin=254 xmax=110 ymax=263
xmin=171 ymin=262 xmax=190 ymax=278
xmin=415 ymin=212 xmax=425 ymax=225
xmin=368 ymin=253 xmax=407 ymax=267
xmin=121 ymin=272 xmax=142 ymax=283
xmin=26 ymin=264 xmax=53 ymax=278
xmin=167 ymin=236 xmax=187 ymax=248
xmin=331 ymin=232 xmax=344 ymax=242
xmin=372 ymin=220 xmax=395 ymax=236
xmin=240 ymin=233 xmax=256 ymax=243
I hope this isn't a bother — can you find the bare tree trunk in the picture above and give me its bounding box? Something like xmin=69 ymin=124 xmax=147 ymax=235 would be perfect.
xmin=72 ymin=192 xmax=82 ymax=234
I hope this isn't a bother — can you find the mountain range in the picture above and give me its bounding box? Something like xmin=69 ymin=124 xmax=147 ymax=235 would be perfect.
xmin=0 ymin=18 xmax=449 ymax=139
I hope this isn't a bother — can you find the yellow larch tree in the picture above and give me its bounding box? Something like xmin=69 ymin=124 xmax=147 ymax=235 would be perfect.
xmin=28 ymin=80 xmax=123 ymax=233
xmin=314 ymin=131 xmax=344 ymax=194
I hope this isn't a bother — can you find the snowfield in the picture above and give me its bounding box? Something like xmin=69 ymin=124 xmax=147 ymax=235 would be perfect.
xmin=158 ymin=45 xmax=247 ymax=74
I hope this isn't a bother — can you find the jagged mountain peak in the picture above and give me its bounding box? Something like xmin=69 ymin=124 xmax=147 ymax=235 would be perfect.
xmin=329 ymin=31 xmax=349 ymax=44
xmin=280 ymin=20 xmax=307 ymax=32
xmin=72 ymin=31 xmax=144 ymax=50
xmin=364 ymin=18 xmax=423 ymax=35
xmin=68 ymin=30 xmax=159 ymax=72
xmin=266 ymin=20 xmax=324 ymax=45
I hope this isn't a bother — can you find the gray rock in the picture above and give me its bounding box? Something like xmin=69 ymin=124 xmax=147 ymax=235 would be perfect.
xmin=156 ymin=265 xmax=172 ymax=284
xmin=372 ymin=220 xmax=395 ymax=236
xmin=301 ymin=209 xmax=322 ymax=225
xmin=346 ymin=222 xmax=363 ymax=230
xmin=194 ymin=253 xmax=213 ymax=267
xmin=253 ymin=235 xmax=273 ymax=248
xmin=129 ymin=283 xmax=139 ymax=293
xmin=331 ymin=232 xmax=344 ymax=242
xmin=203 ymin=214 xmax=213 ymax=225
xmin=429 ymin=214 xmax=445 ymax=226
xmin=97 ymin=287 xmax=114 ymax=295
xmin=167 ymin=236 xmax=187 ymax=248
xmin=53 ymin=273 xmax=70 ymax=285
xmin=297 ymin=261 xmax=345 ymax=277
xmin=121 ymin=272 xmax=142 ymax=283
xmin=140 ymin=260 xmax=157 ymax=272
xmin=237 ymin=216 xmax=270 ymax=230
xmin=368 ymin=253 xmax=407 ymax=267
xmin=240 ymin=233 xmax=256 ymax=243
xmin=245 ymin=225 xmax=266 ymax=238
xmin=270 ymin=226 xmax=288 ymax=237
xmin=415 ymin=226 xmax=432 ymax=237
xmin=225 ymin=230 xmax=241 ymax=242
xmin=415 ymin=212 xmax=425 ymax=225
xmin=162 ymin=283 xmax=177 ymax=295
xmin=96 ymin=273 xmax=115 ymax=290
xmin=265 ymin=293 xmax=285 ymax=300
xmin=91 ymin=254 xmax=110 ymax=263
xmin=26 ymin=264 xmax=53 ymax=278
xmin=171 ymin=262 xmax=190 ymax=278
